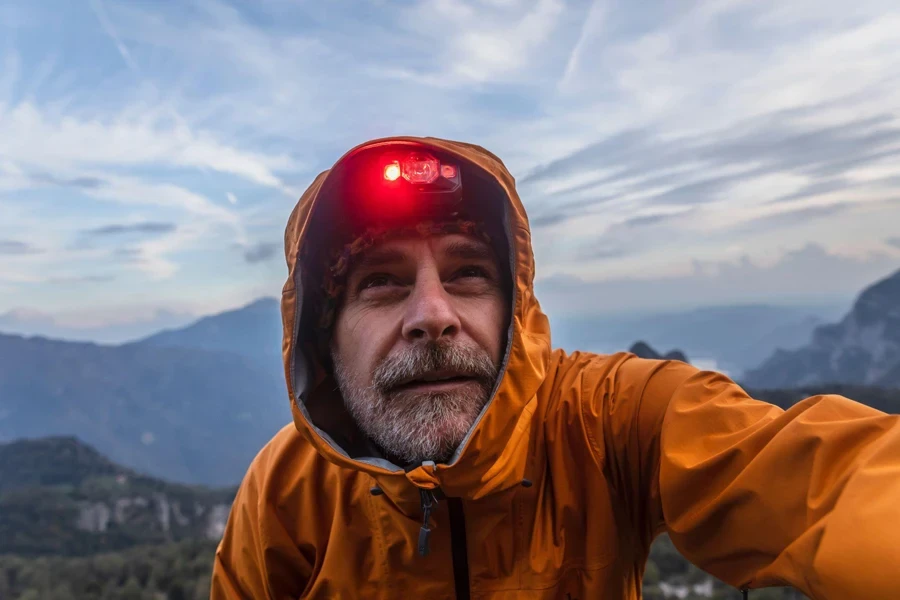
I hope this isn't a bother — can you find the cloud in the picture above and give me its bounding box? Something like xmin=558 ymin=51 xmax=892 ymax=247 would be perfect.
xmin=565 ymin=207 xmax=695 ymax=264
xmin=523 ymin=112 xmax=900 ymax=215
xmin=577 ymin=242 xmax=631 ymax=261
xmin=92 ymin=177 xmax=241 ymax=227
xmin=46 ymin=274 xmax=116 ymax=284
xmin=531 ymin=211 xmax=569 ymax=228
xmin=85 ymin=222 xmax=177 ymax=237
xmin=735 ymin=203 xmax=851 ymax=233
xmin=243 ymin=242 xmax=278 ymax=264
xmin=0 ymin=240 xmax=42 ymax=255
xmin=30 ymin=173 xmax=106 ymax=189
xmin=888 ymin=237 xmax=900 ymax=249
xmin=766 ymin=178 xmax=852 ymax=205
xmin=4 ymin=0 xmax=900 ymax=329
xmin=89 ymin=0 xmax=141 ymax=76
xmin=0 ymin=101 xmax=297 ymax=192
xmin=558 ymin=0 xmax=605 ymax=92
xmin=535 ymin=244 xmax=900 ymax=316
xmin=0 ymin=303 xmax=197 ymax=344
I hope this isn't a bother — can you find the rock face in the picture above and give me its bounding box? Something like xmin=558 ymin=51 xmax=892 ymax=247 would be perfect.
xmin=744 ymin=268 xmax=900 ymax=389
xmin=74 ymin=495 xmax=229 ymax=541
xmin=0 ymin=436 xmax=236 ymax=556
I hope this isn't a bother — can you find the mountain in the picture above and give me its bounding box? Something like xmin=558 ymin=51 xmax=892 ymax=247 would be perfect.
xmin=750 ymin=385 xmax=900 ymax=415
xmin=0 ymin=332 xmax=290 ymax=486
xmin=550 ymin=303 xmax=842 ymax=376
xmin=0 ymin=308 xmax=195 ymax=345
xmin=0 ymin=435 xmax=123 ymax=493
xmin=137 ymin=297 xmax=282 ymax=367
xmin=744 ymin=268 xmax=900 ymax=389
xmin=629 ymin=341 xmax=689 ymax=363
xmin=0 ymin=436 xmax=235 ymax=557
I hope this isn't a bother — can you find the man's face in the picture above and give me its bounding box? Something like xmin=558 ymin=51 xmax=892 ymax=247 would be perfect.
xmin=330 ymin=232 xmax=507 ymax=465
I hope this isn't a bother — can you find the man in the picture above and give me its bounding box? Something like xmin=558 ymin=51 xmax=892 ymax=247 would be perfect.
xmin=211 ymin=137 xmax=900 ymax=599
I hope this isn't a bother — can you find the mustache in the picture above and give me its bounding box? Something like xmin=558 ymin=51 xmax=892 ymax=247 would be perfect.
xmin=372 ymin=341 xmax=499 ymax=393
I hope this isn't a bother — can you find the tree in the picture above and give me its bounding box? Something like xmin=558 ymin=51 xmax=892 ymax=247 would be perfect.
xmin=119 ymin=576 xmax=143 ymax=600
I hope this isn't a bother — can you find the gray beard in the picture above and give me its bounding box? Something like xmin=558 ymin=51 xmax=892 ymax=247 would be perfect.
xmin=331 ymin=340 xmax=498 ymax=465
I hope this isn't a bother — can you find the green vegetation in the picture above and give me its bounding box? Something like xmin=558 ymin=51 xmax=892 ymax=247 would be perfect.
xmin=0 ymin=535 xmax=808 ymax=599
xmin=0 ymin=438 xmax=235 ymax=557
xmin=643 ymin=534 xmax=808 ymax=599
xmin=0 ymin=540 xmax=217 ymax=600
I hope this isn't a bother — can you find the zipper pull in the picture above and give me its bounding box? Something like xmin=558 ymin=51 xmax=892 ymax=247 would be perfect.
xmin=418 ymin=489 xmax=437 ymax=557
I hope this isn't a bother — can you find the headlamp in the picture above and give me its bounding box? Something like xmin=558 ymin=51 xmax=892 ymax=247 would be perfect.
xmin=374 ymin=151 xmax=464 ymax=218
xmin=322 ymin=145 xmax=468 ymax=232
xmin=382 ymin=152 xmax=461 ymax=190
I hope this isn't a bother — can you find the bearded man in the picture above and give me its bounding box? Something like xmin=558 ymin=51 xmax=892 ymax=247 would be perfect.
xmin=211 ymin=137 xmax=900 ymax=599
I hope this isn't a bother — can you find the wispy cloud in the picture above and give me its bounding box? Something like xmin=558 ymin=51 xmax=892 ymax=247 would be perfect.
xmin=30 ymin=173 xmax=106 ymax=189
xmin=242 ymin=242 xmax=278 ymax=264
xmin=0 ymin=101 xmax=296 ymax=190
xmin=47 ymin=274 xmax=117 ymax=284
xmin=84 ymin=222 xmax=176 ymax=236
xmin=536 ymin=244 xmax=900 ymax=316
xmin=0 ymin=240 xmax=42 ymax=255
xmin=89 ymin=0 xmax=141 ymax=76
xmin=2 ymin=0 xmax=900 ymax=332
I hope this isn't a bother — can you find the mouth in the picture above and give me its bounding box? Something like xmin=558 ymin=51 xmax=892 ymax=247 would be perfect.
xmin=389 ymin=370 xmax=479 ymax=393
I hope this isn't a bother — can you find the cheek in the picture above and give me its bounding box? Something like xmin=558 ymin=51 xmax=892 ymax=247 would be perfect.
xmin=464 ymin=296 xmax=508 ymax=364
xmin=334 ymin=308 xmax=390 ymax=378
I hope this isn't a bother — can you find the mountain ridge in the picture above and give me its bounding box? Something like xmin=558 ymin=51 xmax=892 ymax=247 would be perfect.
xmin=0 ymin=332 xmax=289 ymax=486
xmin=136 ymin=297 xmax=282 ymax=366
xmin=744 ymin=268 xmax=900 ymax=388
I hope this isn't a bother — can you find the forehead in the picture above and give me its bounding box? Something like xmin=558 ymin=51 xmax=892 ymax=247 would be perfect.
xmin=350 ymin=233 xmax=497 ymax=271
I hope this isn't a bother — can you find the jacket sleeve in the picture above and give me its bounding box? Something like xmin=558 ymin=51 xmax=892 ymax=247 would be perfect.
xmin=210 ymin=453 xmax=313 ymax=600
xmin=589 ymin=354 xmax=900 ymax=599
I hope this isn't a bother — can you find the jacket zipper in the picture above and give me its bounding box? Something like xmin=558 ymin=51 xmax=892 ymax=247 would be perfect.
xmin=447 ymin=497 xmax=471 ymax=600
xmin=418 ymin=489 xmax=436 ymax=557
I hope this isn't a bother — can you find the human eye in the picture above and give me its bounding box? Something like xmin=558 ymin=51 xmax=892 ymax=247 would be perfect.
xmin=452 ymin=265 xmax=491 ymax=280
xmin=358 ymin=273 xmax=396 ymax=290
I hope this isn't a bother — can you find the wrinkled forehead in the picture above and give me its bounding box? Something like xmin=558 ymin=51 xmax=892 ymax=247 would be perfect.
xmin=348 ymin=232 xmax=499 ymax=275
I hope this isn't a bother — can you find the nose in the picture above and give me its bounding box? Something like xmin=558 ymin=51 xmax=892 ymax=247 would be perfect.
xmin=401 ymin=271 xmax=461 ymax=343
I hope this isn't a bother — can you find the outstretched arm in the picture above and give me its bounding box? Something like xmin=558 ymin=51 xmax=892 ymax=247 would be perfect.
xmin=589 ymin=354 xmax=900 ymax=599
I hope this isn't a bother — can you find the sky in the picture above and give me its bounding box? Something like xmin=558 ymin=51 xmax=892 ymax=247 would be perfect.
xmin=2 ymin=0 xmax=900 ymax=342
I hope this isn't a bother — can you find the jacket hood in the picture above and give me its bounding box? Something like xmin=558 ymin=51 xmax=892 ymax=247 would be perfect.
xmin=280 ymin=136 xmax=551 ymax=501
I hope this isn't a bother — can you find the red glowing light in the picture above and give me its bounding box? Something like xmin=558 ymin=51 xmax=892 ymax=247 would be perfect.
xmin=384 ymin=162 xmax=401 ymax=181
xmin=440 ymin=164 xmax=458 ymax=179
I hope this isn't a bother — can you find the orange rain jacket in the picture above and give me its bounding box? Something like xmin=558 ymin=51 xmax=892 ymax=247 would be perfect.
xmin=212 ymin=137 xmax=900 ymax=599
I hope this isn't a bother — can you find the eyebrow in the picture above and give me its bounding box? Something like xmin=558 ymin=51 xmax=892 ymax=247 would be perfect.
xmin=353 ymin=246 xmax=409 ymax=271
xmin=442 ymin=239 xmax=496 ymax=263
xmin=349 ymin=238 xmax=497 ymax=279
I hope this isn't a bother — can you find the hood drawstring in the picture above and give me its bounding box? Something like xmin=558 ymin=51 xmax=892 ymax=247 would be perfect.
xmin=369 ymin=484 xmax=436 ymax=557
xmin=370 ymin=480 xmax=532 ymax=558
xmin=418 ymin=489 xmax=438 ymax=557
xmin=368 ymin=484 xmax=437 ymax=557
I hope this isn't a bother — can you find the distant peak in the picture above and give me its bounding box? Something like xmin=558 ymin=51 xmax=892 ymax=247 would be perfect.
xmin=244 ymin=297 xmax=279 ymax=309
xmin=629 ymin=341 xmax=690 ymax=363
